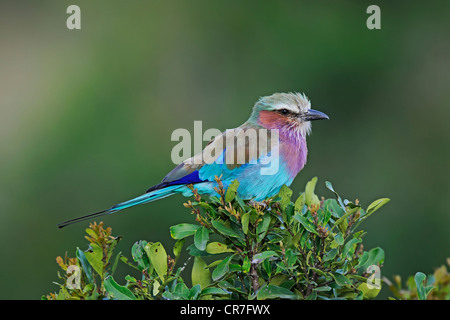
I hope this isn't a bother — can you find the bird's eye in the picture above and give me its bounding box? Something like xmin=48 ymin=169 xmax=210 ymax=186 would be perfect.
xmin=280 ymin=109 xmax=289 ymax=115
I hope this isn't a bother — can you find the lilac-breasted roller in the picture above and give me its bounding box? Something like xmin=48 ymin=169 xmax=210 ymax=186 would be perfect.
xmin=57 ymin=92 xmax=328 ymax=228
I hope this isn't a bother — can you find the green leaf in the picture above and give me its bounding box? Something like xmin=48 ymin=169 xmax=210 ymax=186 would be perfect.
xmin=173 ymin=239 xmax=185 ymax=259
xmin=263 ymin=259 xmax=272 ymax=277
xmin=205 ymin=260 xmax=223 ymax=269
xmin=357 ymin=251 xmax=369 ymax=268
xmin=294 ymin=193 xmax=305 ymax=211
xmin=342 ymin=238 xmax=362 ymax=258
xmin=192 ymin=257 xmax=211 ymax=289
xmin=235 ymin=194 xmax=246 ymax=211
xmin=277 ymin=185 xmax=293 ymax=210
xmin=369 ymin=247 xmax=385 ymax=265
xmin=334 ymin=232 xmax=344 ymax=246
xmin=320 ymin=209 xmax=332 ymax=227
xmin=206 ymin=242 xmax=234 ymax=254
xmin=283 ymin=203 xmax=295 ymax=225
xmin=152 ymin=280 xmax=160 ymax=296
xmin=270 ymin=274 xmax=289 ymax=286
xmin=332 ymin=273 xmax=352 ymax=287
xmin=325 ymin=181 xmax=346 ymax=210
xmin=256 ymin=213 xmax=272 ymax=242
xmin=252 ymin=251 xmax=278 ymax=263
xmin=299 ymin=230 xmax=308 ymax=249
xmin=173 ymin=282 xmax=190 ymax=300
xmin=105 ymin=237 xmax=120 ymax=266
xmin=338 ymin=218 xmax=348 ymax=234
xmin=241 ymin=212 xmax=250 ymax=235
xmin=357 ymin=247 xmax=385 ymax=272
xmin=111 ymin=251 xmax=122 ymax=276
xmin=366 ymin=198 xmax=390 ymax=216
xmin=293 ymin=213 xmax=318 ymax=235
xmin=170 ymin=224 xmax=201 ymax=239
xmin=309 ymin=266 xmax=327 ymax=277
xmin=189 ymin=284 xmax=202 ymax=300
xmin=145 ymin=242 xmax=167 ymax=281
xmin=257 ymin=284 xmax=298 ymax=300
xmin=187 ymin=244 xmax=210 ymax=257
xmin=305 ymin=177 xmax=320 ymax=206
xmin=197 ymin=201 xmax=216 ymax=213
xmin=242 ymin=256 xmax=251 ymax=273
xmin=104 ymin=276 xmax=136 ymax=300
xmin=194 ymin=227 xmax=210 ymax=251
xmin=211 ymin=220 xmax=242 ymax=239
xmin=212 ymin=255 xmax=233 ymax=281
xmin=305 ymin=291 xmax=317 ymax=300
xmin=285 ymin=249 xmax=296 ymax=267
xmin=225 ymin=179 xmax=240 ymax=203
xmin=125 ymin=275 xmax=137 ymax=283
xmin=323 ymin=248 xmax=338 ymax=261
xmin=200 ymin=287 xmax=230 ymax=296
xmin=248 ymin=209 xmax=259 ymax=224
xmin=84 ymin=243 xmax=104 ymax=277
xmin=357 ymin=282 xmax=381 ymax=299
xmin=85 ymin=227 xmax=97 ymax=239
xmin=415 ymin=272 xmax=434 ymax=300
xmin=314 ymin=285 xmax=332 ymax=292
xmin=325 ymin=199 xmax=345 ymax=218
xmin=76 ymin=248 xmax=94 ymax=284
xmin=131 ymin=241 xmax=150 ymax=272
xmin=332 ymin=206 xmax=358 ymax=234
xmin=229 ymin=263 xmax=242 ymax=273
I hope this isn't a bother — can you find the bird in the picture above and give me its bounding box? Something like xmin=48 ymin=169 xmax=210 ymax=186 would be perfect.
xmin=57 ymin=92 xmax=329 ymax=228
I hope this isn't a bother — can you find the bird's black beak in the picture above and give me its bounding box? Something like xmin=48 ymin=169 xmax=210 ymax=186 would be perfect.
xmin=303 ymin=109 xmax=329 ymax=121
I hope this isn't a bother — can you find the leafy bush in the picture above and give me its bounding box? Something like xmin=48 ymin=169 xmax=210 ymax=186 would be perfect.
xmin=385 ymin=258 xmax=450 ymax=300
xmin=44 ymin=177 xmax=390 ymax=300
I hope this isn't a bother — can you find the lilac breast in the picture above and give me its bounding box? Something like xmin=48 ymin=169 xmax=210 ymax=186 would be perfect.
xmin=279 ymin=133 xmax=308 ymax=179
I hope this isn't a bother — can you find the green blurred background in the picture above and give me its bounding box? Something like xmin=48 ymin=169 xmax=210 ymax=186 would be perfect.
xmin=0 ymin=1 xmax=449 ymax=299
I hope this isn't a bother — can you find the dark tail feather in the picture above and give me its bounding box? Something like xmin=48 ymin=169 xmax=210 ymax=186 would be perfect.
xmin=56 ymin=185 xmax=182 ymax=229
xmin=56 ymin=208 xmax=113 ymax=229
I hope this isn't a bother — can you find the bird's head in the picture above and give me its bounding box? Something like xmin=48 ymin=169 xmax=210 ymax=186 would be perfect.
xmin=250 ymin=92 xmax=329 ymax=138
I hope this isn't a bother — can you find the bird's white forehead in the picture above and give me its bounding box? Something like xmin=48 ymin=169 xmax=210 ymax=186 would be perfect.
xmin=258 ymin=92 xmax=311 ymax=113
